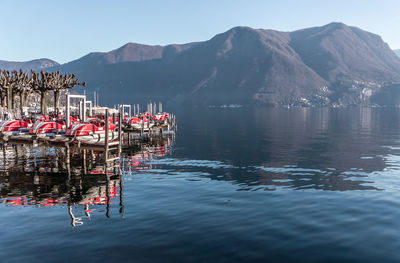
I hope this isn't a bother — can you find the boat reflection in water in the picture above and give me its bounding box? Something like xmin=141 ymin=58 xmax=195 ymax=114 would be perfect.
xmin=120 ymin=137 xmax=173 ymax=172
xmin=0 ymin=137 xmax=174 ymax=227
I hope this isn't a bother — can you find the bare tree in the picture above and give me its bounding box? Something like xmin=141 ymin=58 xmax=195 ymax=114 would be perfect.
xmin=0 ymin=68 xmax=86 ymax=115
xmin=51 ymin=72 xmax=86 ymax=112
xmin=13 ymin=70 xmax=32 ymax=116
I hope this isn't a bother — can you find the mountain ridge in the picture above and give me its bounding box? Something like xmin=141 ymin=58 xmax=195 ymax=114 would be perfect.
xmin=2 ymin=23 xmax=400 ymax=107
xmin=54 ymin=22 xmax=399 ymax=107
xmin=0 ymin=58 xmax=59 ymax=71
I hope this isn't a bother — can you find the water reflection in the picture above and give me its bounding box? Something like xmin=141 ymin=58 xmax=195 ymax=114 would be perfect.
xmin=120 ymin=137 xmax=173 ymax=172
xmin=137 ymin=157 xmax=381 ymax=191
xmin=173 ymin=107 xmax=400 ymax=191
xmin=2 ymin=108 xmax=400 ymax=262
xmin=2 ymin=107 xmax=400 ymax=227
xmin=0 ymin=171 xmax=121 ymax=226
xmin=255 ymin=165 xmax=378 ymax=191
xmin=0 ymin=137 xmax=174 ymax=227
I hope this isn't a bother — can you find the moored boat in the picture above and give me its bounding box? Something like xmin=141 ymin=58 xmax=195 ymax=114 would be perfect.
xmin=0 ymin=119 xmax=34 ymax=139
xmin=153 ymin=112 xmax=169 ymax=125
xmin=65 ymin=120 xmax=119 ymax=144
xmin=125 ymin=115 xmax=154 ymax=131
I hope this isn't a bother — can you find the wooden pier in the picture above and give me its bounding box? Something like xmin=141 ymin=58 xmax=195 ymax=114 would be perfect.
xmin=0 ymin=86 xmax=177 ymax=174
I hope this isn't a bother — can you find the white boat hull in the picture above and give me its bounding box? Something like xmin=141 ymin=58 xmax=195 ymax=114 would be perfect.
xmin=69 ymin=131 xmax=119 ymax=144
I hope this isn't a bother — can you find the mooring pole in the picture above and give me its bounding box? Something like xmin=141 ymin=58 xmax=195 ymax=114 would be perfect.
xmin=83 ymin=149 xmax=87 ymax=175
xmin=105 ymin=109 xmax=109 ymax=161
xmin=174 ymin=114 xmax=177 ymax=132
xmin=83 ymin=96 xmax=86 ymax=122
xmin=147 ymin=115 xmax=150 ymax=134
xmin=66 ymin=94 xmax=70 ymax=128
xmin=119 ymin=175 xmax=124 ymax=218
xmin=118 ymin=110 xmax=122 ymax=154
xmin=78 ymin=101 xmax=82 ymax=121
xmin=65 ymin=142 xmax=71 ymax=180
xmin=106 ymin=174 xmax=111 ymax=218
xmin=141 ymin=117 xmax=144 ymax=135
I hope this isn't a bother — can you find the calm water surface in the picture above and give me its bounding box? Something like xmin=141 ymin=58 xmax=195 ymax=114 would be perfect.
xmin=1 ymin=107 xmax=400 ymax=262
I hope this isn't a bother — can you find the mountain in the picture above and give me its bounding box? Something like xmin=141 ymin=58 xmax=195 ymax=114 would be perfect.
xmin=395 ymin=49 xmax=400 ymax=57
xmin=59 ymin=42 xmax=198 ymax=74
xmin=290 ymin=23 xmax=400 ymax=82
xmin=52 ymin=22 xmax=400 ymax=107
xmin=0 ymin=58 xmax=59 ymax=71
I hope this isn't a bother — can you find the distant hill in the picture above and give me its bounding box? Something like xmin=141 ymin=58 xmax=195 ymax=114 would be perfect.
xmin=59 ymin=42 xmax=198 ymax=74
xmin=290 ymin=23 xmax=400 ymax=83
xmin=395 ymin=49 xmax=400 ymax=57
xmin=0 ymin=58 xmax=59 ymax=71
xmin=51 ymin=22 xmax=400 ymax=107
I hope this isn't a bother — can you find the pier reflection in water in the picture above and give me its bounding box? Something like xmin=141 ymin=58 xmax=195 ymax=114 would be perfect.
xmin=3 ymin=108 xmax=400 ymax=262
xmin=0 ymin=137 xmax=174 ymax=227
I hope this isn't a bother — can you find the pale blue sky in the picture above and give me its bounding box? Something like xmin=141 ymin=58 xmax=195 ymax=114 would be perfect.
xmin=1 ymin=0 xmax=399 ymax=63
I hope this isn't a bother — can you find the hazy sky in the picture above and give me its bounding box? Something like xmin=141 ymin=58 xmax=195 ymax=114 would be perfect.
xmin=1 ymin=0 xmax=399 ymax=63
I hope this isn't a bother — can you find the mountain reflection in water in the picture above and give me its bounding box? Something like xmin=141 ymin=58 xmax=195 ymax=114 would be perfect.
xmin=3 ymin=108 xmax=400 ymax=262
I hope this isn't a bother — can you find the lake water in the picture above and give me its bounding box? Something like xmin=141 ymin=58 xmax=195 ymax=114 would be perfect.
xmin=2 ymin=107 xmax=400 ymax=262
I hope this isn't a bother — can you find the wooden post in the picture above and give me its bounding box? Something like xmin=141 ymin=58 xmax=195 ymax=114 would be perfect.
xmin=119 ymin=174 xmax=124 ymax=218
xmin=78 ymin=101 xmax=82 ymax=121
xmin=65 ymin=142 xmax=71 ymax=180
xmin=105 ymin=109 xmax=109 ymax=161
xmin=65 ymin=142 xmax=70 ymax=165
xmin=106 ymin=174 xmax=111 ymax=218
xmin=66 ymin=94 xmax=70 ymax=129
xmin=141 ymin=116 xmax=144 ymax=135
xmin=174 ymin=114 xmax=177 ymax=132
xmin=147 ymin=115 xmax=150 ymax=135
xmin=118 ymin=111 xmax=122 ymax=154
xmin=83 ymin=149 xmax=87 ymax=175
